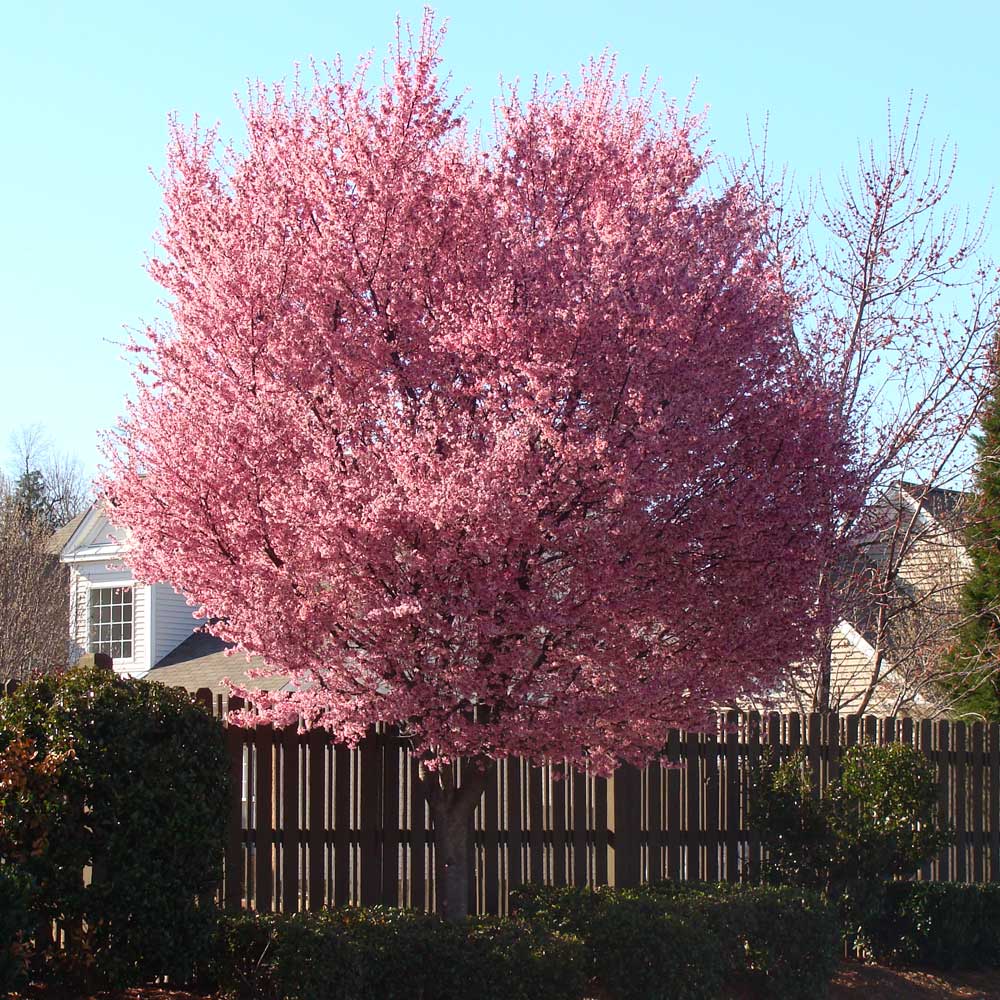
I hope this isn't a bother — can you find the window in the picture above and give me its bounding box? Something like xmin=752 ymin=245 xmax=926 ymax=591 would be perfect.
xmin=88 ymin=586 xmax=133 ymax=660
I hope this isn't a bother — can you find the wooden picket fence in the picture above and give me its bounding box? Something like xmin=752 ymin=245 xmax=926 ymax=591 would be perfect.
xmin=190 ymin=690 xmax=1000 ymax=916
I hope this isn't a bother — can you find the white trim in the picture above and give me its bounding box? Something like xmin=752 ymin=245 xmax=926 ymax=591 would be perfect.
xmin=63 ymin=545 xmax=125 ymax=564
xmin=148 ymin=583 xmax=157 ymax=673
xmin=85 ymin=579 xmax=139 ymax=669
xmin=59 ymin=502 xmax=99 ymax=558
xmin=836 ymin=619 xmax=876 ymax=659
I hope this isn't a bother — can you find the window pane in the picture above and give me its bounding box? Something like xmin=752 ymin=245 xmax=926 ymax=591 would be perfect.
xmin=88 ymin=586 xmax=134 ymax=659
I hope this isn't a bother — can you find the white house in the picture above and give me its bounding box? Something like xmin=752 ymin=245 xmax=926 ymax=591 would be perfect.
xmin=58 ymin=503 xmax=286 ymax=695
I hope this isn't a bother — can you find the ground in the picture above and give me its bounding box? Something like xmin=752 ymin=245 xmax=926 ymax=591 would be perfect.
xmin=13 ymin=961 xmax=1000 ymax=999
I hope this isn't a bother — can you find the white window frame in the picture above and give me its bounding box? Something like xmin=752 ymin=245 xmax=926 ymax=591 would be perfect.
xmin=87 ymin=582 xmax=136 ymax=664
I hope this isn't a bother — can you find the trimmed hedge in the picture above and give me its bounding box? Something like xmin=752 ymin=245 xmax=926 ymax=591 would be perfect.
xmin=0 ymin=663 xmax=229 ymax=988
xmin=214 ymin=906 xmax=587 ymax=1000
xmin=509 ymin=882 xmax=840 ymax=1000
xmin=862 ymin=882 xmax=1000 ymax=969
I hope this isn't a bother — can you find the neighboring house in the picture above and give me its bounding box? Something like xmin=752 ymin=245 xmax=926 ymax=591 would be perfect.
xmin=61 ymin=485 xmax=971 ymax=713
xmin=58 ymin=502 xmax=287 ymax=696
xmin=773 ymin=482 xmax=972 ymax=719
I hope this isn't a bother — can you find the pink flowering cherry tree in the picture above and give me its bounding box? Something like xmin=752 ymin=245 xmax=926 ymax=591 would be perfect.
xmin=103 ymin=17 xmax=855 ymax=918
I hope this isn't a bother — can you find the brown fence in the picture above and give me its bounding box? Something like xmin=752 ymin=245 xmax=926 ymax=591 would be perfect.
xmin=191 ymin=691 xmax=1000 ymax=916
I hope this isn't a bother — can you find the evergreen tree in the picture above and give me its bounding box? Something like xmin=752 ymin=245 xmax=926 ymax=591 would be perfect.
xmin=10 ymin=469 xmax=54 ymax=530
xmin=949 ymin=369 xmax=1000 ymax=718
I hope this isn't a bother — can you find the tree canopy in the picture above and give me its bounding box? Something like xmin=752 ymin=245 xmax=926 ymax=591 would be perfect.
xmin=103 ymin=17 xmax=854 ymax=774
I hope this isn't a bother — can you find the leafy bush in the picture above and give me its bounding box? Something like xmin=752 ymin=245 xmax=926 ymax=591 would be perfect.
xmin=0 ymin=863 xmax=33 ymax=994
xmin=510 ymin=881 xmax=838 ymax=1000
xmin=750 ymin=742 xmax=950 ymax=936
xmin=213 ymin=906 xmax=586 ymax=1000
xmin=0 ymin=662 xmax=229 ymax=988
xmin=862 ymin=882 xmax=1000 ymax=969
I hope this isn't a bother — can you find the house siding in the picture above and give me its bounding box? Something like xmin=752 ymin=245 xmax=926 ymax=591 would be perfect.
xmin=151 ymin=583 xmax=198 ymax=664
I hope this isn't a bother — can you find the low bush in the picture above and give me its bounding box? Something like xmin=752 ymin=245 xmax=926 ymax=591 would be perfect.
xmin=0 ymin=662 xmax=229 ymax=988
xmin=214 ymin=906 xmax=586 ymax=1000
xmin=510 ymin=881 xmax=839 ymax=1000
xmin=861 ymin=881 xmax=1000 ymax=969
xmin=0 ymin=863 xmax=33 ymax=994
xmin=750 ymin=742 xmax=950 ymax=938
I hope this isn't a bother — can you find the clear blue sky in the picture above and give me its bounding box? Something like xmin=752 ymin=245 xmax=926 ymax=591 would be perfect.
xmin=1 ymin=1 xmax=997 ymax=481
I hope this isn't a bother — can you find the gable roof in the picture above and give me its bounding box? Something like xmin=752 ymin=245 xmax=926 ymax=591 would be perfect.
xmin=45 ymin=510 xmax=87 ymax=556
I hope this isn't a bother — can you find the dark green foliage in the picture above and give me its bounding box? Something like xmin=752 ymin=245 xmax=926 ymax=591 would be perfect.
xmin=10 ymin=469 xmax=55 ymax=531
xmin=0 ymin=863 xmax=33 ymax=993
xmin=509 ymin=882 xmax=839 ymax=1000
xmin=750 ymin=742 xmax=949 ymax=937
xmin=862 ymin=882 xmax=1000 ymax=969
xmin=0 ymin=662 xmax=229 ymax=988
xmin=949 ymin=376 xmax=1000 ymax=718
xmin=213 ymin=906 xmax=586 ymax=1000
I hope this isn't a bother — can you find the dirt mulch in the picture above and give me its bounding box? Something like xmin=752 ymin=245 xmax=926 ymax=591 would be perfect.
xmin=830 ymin=959 xmax=1000 ymax=999
xmin=13 ymin=961 xmax=1000 ymax=999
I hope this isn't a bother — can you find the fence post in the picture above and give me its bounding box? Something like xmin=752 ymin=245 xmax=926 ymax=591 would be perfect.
xmin=281 ymin=726 xmax=300 ymax=912
xmin=666 ymin=729 xmax=682 ymax=881
xmin=747 ymin=713 xmax=761 ymax=883
xmin=224 ymin=707 xmax=245 ymax=911
xmin=704 ymin=731 xmax=719 ymax=882
xmin=307 ymin=729 xmax=326 ymax=911
xmin=991 ymin=722 xmax=1000 ymax=881
xmin=973 ymin=721 xmax=984 ymax=883
xmin=937 ymin=720 xmax=951 ymax=882
xmin=253 ymin=724 xmax=274 ymax=912
xmin=608 ymin=763 xmax=641 ymax=887
xmin=725 ymin=712 xmax=740 ymax=884
xmin=359 ymin=732 xmax=382 ymax=905
xmin=687 ymin=730 xmax=703 ymax=880
xmin=955 ymin=721 xmax=968 ymax=883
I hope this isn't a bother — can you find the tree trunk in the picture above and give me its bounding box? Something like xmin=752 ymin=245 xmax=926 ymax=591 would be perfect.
xmin=420 ymin=758 xmax=492 ymax=922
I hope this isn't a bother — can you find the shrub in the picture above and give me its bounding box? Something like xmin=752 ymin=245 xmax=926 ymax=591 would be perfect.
xmin=509 ymin=882 xmax=838 ymax=1000
xmin=213 ymin=906 xmax=586 ymax=1000
xmin=750 ymin=742 xmax=950 ymax=936
xmin=0 ymin=863 xmax=33 ymax=994
xmin=0 ymin=662 xmax=229 ymax=988
xmin=862 ymin=882 xmax=1000 ymax=969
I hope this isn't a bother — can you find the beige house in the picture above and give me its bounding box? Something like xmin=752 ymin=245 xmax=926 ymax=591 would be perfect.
xmin=773 ymin=482 xmax=971 ymax=719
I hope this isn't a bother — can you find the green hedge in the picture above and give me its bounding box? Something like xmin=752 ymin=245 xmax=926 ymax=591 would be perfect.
xmin=0 ymin=663 xmax=229 ymax=988
xmin=214 ymin=906 xmax=587 ymax=1000
xmin=510 ymin=882 xmax=839 ymax=1000
xmin=862 ymin=882 xmax=1000 ymax=969
xmin=0 ymin=863 xmax=33 ymax=994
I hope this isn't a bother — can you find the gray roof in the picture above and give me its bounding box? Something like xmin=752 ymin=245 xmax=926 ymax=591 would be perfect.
xmin=46 ymin=510 xmax=87 ymax=556
xmin=147 ymin=630 xmax=290 ymax=696
xmin=899 ymin=481 xmax=969 ymax=525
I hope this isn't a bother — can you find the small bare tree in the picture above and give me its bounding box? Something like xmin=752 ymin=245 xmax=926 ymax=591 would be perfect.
xmin=0 ymin=426 xmax=90 ymax=682
xmin=7 ymin=424 xmax=89 ymax=530
xmin=0 ymin=494 xmax=71 ymax=681
xmin=742 ymin=99 xmax=1000 ymax=714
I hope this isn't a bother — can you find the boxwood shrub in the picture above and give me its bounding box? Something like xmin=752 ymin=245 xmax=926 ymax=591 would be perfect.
xmin=510 ymin=881 xmax=839 ymax=1000
xmin=0 ymin=662 xmax=229 ymax=988
xmin=214 ymin=906 xmax=587 ymax=1000
xmin=861 ymin=881 xmax=1000 ymax=969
